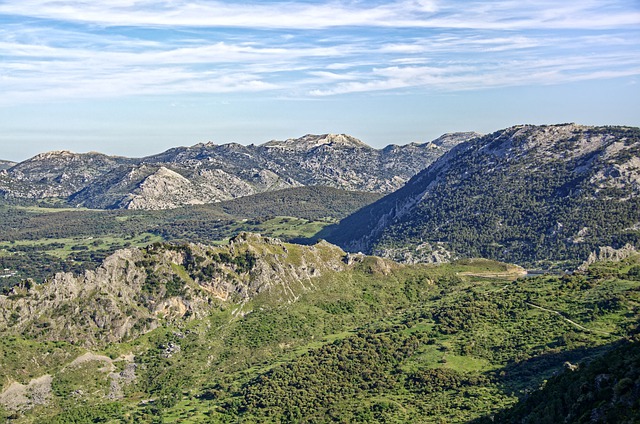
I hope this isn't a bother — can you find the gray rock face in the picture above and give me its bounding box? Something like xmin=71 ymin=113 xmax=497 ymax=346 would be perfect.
xmin=0 ymin=133 xmax=477 ymax=209
xmin=577 ymin=243 xmax=637 ymax=271
xmin=0 ymin=375 xmax=52 ymax=412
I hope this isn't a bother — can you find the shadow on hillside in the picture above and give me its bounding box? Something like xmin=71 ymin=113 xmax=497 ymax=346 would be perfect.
xmin=497 ymin=342 xmax=616 ymax=393
xmin=289 ymin=224 xmax=340 ymax=246
xmin=469 ymin=339 xmax=626 ymax=423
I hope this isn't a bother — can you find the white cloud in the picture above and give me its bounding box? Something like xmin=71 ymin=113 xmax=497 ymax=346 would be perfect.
xmin=0 ymin=1 xmax=638 ymax=103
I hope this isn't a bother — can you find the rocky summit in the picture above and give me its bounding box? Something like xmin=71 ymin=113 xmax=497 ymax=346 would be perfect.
xmin=0 ymin=160 xmax=16 ymax=171
xmin=0 ymin=132 xmax=477 ymax=210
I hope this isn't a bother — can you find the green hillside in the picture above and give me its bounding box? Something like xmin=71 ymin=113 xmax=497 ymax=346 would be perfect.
xmin=1 ymin=238 xmax=638 ymax=423
xmin=478 ymin=338 xmax=640 ymax=424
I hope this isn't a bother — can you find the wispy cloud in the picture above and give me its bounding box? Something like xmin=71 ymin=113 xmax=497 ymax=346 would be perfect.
xmin=0 ymin=0 xmax=638 ymax=30
xmin=0 ymin=0 xmax=638 ymax=104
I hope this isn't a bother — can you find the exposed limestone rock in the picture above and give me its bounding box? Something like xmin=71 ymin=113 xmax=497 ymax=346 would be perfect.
xmin=0 ymin=235 xmax=355 ymax=347
xmin=123 ymin=167 xmax=196 ymax=209
xmin=375 ymin=242 xmax=454 ymax=265
xmin=108 ymin=362 xmax=137 ymax=400
xmin=578 ymin=244 xmax=638 ymax=271
xmin=0 ymin=375 xmax=52 ymax=412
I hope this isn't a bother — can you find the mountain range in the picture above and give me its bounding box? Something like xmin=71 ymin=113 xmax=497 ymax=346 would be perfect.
xmin=0 ymin=132 xmax=476 ymax=210
xmin=1 ymin=123 xmax=640 ymax=423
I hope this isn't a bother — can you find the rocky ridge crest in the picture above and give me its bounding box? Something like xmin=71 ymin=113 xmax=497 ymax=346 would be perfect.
xmin=0 ymin=234 xmax=357 ymax=347
xmin=0 ymin=132 xmax=477 ymax=209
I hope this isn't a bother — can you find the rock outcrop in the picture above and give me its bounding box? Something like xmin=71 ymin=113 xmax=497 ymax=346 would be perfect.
xmin=0 ymin=234 xmax=354 ymax=347
xmin=577 ymin=244 xmax=638 ymax=271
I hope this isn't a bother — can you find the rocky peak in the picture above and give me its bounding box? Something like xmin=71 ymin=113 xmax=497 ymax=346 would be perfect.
xmin=0 ymin=160 xmax=16 ymax=171
xmin=262 ymin=134 xmax=369 ymax=150
xmin=31 ymin=150 xmax=77 ymax=161
xmin=192 ymin=141 xmax=217 ymax=148
xmin=121 ymin=166 xmax=198 ymax=210
xmin=428 ymin=132 xmax=482 ymax=148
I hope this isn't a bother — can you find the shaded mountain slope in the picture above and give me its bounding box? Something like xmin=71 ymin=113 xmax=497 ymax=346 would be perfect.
xmin=477 ymin=337 xmax=640 ymax=424
xmin=328 ymin=124 xmax=640 ymax=267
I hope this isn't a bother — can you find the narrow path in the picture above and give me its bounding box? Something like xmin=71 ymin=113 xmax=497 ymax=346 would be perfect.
xmin=525 ymin=302 xmax=611 ymax=336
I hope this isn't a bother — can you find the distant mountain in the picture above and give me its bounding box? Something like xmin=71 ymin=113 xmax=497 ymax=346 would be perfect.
xmin=0 ymin=133 xmax=476 ymax=210
xmin=327 ymin=124 xmax=640 ymax=267
xmin=0 ymin=160 xmax=16 ymax=171
xmin=0 ymin=151 xmax=133 ymax=199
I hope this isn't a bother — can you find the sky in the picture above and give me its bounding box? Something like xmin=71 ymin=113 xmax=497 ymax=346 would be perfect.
xmin=0 ymin=0 xmax=639 ymax=161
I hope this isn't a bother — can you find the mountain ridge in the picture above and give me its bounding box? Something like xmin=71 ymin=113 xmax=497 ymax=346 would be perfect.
xmin=327 ymin=123 xmax=640 ymax=267
xmin=0 ymin=233 xmax=352 ymax=348
xmin=0 ymin=132 xmax=477 ymax=210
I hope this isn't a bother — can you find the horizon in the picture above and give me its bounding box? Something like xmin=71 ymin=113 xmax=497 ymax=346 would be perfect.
xmin=1 ymin=129 xmax=472 ymax=162
xmin=4 ymin=122 xmax=640 ymax=163
xmin=1 ymin=0 xmax=639 ymax=162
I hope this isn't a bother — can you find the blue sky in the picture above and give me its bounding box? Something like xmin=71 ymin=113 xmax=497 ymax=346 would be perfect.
xmin=0 ymin=0 xmax=639 ymax=161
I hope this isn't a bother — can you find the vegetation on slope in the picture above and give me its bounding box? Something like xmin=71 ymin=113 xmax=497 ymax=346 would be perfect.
xmin=477 ymin=337 xmax=640 ymax=424
xmin=0 ymin=186 xmax=380 ymax=289
xmin=1 ymin=239 xmax=638 ymax=423
xmin=328 ymin=124 xmax=640 ymax=268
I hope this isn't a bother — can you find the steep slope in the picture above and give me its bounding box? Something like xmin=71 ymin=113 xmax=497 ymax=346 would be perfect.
xmin=328 ymin=124 xmax=640 ymax=267
xmin=479 ymin=338 xmax=640 ymax=424
xmin=0 ymin=132 xmax=475 ymax=209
